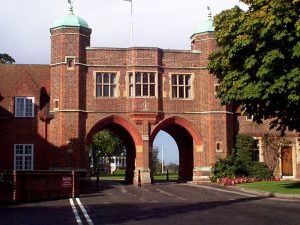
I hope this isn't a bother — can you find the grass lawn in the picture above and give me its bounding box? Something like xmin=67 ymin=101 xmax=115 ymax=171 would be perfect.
xmin=92 ymin=172 xmax=178 ymax=181
xmin=153 ymin=174 xmax=178 ymax=181
xmin=237 ymin=181 xmax=300 ymax=194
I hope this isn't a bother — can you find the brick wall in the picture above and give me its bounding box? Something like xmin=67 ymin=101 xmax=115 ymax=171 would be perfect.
xmin=0 ymin=170 xmax=84 ymax=204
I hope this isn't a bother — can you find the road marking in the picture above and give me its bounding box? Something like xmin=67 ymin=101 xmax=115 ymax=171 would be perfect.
xmin=156 ymin=188 xmax=187 ymax=201
xmin=76 ymin=198 xmax=94 ymax=225
xmin=69 ymin=198 xmax=83 ymax=225
xmin=188 ymin=184 xmax=300 ymax=202
xmin=120 ymin=186 xmax=127 ymax=193
xmin=189 ymin=184 xmax=257 ymax=197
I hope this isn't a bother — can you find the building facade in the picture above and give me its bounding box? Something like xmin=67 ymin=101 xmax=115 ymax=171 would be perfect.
xmin=0 ymin=7 xmax=299 ymax=185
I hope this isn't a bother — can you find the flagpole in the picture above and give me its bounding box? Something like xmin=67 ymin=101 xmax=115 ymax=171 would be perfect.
xmin=130 ymin=0 xmax=133 ymax=47
xmin=124 ymin=0 xmax=133 ymax=47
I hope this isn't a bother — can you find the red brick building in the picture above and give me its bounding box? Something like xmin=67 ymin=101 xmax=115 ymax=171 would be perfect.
xmin=0 ymin=7 xmax=299 ymax=188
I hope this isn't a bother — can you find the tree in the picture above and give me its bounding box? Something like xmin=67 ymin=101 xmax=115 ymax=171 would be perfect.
xmin=165 ymin=163 xmax=179 ymax=174
xmin=90 ymin=130 xmax=125 ymax=173
xmin=208 ymin=0 xmax=300 ymax=134
xmin=150 ymin=147 xmax=161 ymax=175
xmin=262 ymin=134 xmax=291 ymax=175
xmin=0 ymin=53 xmax=15 ymax=64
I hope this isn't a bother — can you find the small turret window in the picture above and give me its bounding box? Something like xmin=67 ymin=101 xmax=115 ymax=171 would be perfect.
xmin=66 ymin=57 xmax=75 ymax=70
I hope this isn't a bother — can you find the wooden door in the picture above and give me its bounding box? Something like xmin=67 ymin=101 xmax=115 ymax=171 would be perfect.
xmin=281 ymin=147 xmax=293 ymax=176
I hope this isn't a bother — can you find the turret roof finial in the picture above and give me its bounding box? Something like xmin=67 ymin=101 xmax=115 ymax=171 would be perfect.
xmin=207 ymin=6 xmax=212 ymax=21
xmin=68 ymin=0 xmax=74 ymax=14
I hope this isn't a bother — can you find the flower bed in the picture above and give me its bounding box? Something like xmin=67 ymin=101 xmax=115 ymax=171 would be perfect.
xmin=216 ymin=177 xmax=281 ymax=186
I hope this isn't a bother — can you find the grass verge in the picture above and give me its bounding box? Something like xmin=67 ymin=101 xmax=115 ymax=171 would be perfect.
xmin=92 ymin=173 xmax=178 ymax=181
xmin=237 ymin=181 xmax=300 ymax=194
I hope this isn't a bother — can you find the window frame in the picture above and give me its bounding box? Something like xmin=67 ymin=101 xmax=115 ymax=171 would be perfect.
xmin=15 ymin=97 xmax=35 ymax=118
xmin=94 ymin=72 xmax=119 ymax=98
xmin=253 ymin=137 xmax=262 ymax=162
xmin=14 ymin=144 xmax=34 ymax=170
xmin=127 ymin=71 xmax=158 ymax=98
xmin=65 ymin=56 xmax=75 ymax=70
xmin=216 ymin=141 xmax=223 ymax=153
xmin=246 ymin=114 xmax=254 ymax=121
xmin=214 ymin=83 xmax=220 ymax=96
xmin=170 ymin=73 xmax=194 ymax=99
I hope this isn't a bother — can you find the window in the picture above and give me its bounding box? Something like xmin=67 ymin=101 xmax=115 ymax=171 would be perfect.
xmin=171 ymin=74 xmax=191 ymax=99
xmin=128 ymin=72 xmax=156 ymax=97
xmin=214 ymin=84 xmax=220 ymax=96
xmin=96 ymin=72 xmax=117 ymax=97
xmin=53 ymin=99 xmax=59 ymax=110
xmin=253 ymin=138 xmax=261 ymax=161
xmin=216 ymin=141 xmax=222 ymax=153
xmin=15 ymin=97 xmax=34 ymax=117
xmin=246 ymin=114 xmax=254 ymax=121
xmin=66 ymin=57 xmax=75 ymax=70
xmin=14 ymin=144 xmax=34 ymax=170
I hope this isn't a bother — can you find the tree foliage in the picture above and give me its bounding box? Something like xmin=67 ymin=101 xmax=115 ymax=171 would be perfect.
xmin=208 ymin=0 xmax=300 ymax=133
xmin=150 ymin=147 xmax=161 ymax=175
xmin=90 ymin=130 xmax=125 ymax=171
xmin=0 ymin=53 xmax=15 ymax=64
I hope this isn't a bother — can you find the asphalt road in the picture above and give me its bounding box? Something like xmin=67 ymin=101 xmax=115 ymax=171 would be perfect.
xmin=1 ymin=180 xmax=300 ymax=225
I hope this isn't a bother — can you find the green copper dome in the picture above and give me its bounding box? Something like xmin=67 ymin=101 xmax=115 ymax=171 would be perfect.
xmin=192 ymin=10 xmax=214 ymax=37
xmin=51 ymin=9 xmax=89 ymax=29
xmin=193 ymin=18 xmax=214 ymax=34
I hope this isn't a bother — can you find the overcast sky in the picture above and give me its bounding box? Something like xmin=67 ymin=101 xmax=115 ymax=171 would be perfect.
xmin=0 ymin=0 xmax=247 ymax=164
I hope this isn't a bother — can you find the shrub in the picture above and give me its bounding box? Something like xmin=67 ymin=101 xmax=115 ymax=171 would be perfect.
xmin=211 ymin=135 xmax=273 ymax=183
xmin=248 ymin=162 xmax=273 ymax=179
xmin=235 ymin=134 xmax=254 ymax=163
xmin=211 ymin=156 xmax=236 ymax=181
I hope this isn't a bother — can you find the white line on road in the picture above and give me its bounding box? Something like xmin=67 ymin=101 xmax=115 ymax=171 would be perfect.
xmin=69 ymin=198 xmax=83 ymax=225
xmin=187 ymin=184 xmax=300 ymax=202
xmin=188 ymin=184 xmax=257 ymax=197
xmin=76 ymin=198 xmax=94 ymax=225
xmin=156 ymin=188 xmax=187 ymax=201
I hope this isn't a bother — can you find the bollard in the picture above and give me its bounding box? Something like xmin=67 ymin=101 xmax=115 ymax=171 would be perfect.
xmin=167 ymin=169 xmax=169 ymax=182
xmin=138 ymin=170 xmax=141 ymax=187
xmin=96 ymin=168 xmax=100 ymax=188
xmin=72 ymin=170 xmax=75 ymax=198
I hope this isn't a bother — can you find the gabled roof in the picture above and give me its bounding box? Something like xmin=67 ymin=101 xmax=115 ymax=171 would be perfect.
xmin=0 ymin=64 xmax=50 ymax=117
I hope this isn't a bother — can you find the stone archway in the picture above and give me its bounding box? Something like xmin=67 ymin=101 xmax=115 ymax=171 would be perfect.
xmin=150 ymin=116 xmax=203 ymax=183
xmin=86 ymin=115 xmax=143 ymax=184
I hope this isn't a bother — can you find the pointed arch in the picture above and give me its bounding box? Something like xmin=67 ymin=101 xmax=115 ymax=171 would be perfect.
xmin=150 ymin=116 xmax=202 ymax=145
xmin=85 ymin=115 xmax=143 ymax=146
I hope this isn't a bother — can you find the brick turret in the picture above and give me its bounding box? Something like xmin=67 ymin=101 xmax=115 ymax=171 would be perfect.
xmin=49 ymin=6 xmax=91 ymax=170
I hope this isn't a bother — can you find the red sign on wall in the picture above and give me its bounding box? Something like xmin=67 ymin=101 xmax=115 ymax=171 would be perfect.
xmin=62 ymin=176 xmax=72 ymax=187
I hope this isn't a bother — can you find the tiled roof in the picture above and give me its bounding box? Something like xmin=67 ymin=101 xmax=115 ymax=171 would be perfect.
xmin=0 ymin=64 xmax=50 ymax=117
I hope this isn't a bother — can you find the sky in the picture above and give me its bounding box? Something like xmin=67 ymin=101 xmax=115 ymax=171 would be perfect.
xmin=0 ymin=0 xmax=247 ymax=164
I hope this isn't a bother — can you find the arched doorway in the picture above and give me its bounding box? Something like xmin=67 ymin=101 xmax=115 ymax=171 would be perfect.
xmin=281 ymin=146 xmax=293 ymax=176
xmin=86 ymin=116 xmax=143 ymax=184
xmin=150 ymin=116 xmax=202 ymax=183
